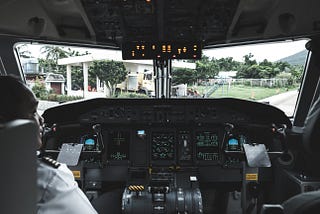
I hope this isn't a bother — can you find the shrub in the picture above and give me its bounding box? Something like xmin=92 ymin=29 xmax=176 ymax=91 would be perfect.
xmin=32 ymin=78 xmax=48 ymax=98
xmin=47 ymin=94 xmax=83 ymax=102
xmin=116 ymin=92 xmax=149 ymax=98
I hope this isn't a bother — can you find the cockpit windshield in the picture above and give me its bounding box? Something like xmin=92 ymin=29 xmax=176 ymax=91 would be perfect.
xmin=16 ymin=39 xmax=308 ymax=116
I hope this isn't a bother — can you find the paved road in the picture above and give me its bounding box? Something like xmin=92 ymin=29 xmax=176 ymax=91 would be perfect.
xmin=38 ymin=100 xmax=59 ymax=115
xmin=259 ymin=90 xmax=299 ymax=116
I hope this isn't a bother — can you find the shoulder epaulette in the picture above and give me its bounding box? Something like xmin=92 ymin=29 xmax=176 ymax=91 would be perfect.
xmin=41 ymin=156 xmax=61 ymax=169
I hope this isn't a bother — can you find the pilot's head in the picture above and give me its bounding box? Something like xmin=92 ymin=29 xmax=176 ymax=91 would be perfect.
xmin=0 ymin=75 xmax=43 ymax=148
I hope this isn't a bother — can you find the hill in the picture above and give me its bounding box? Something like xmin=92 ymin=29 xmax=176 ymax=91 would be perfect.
xmin=277 ymin=50 xmax=308 ymax=65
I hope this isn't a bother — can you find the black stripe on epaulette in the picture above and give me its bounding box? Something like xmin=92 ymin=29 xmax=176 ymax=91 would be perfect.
xmin=41 ymin=156 xmax=61 ymax=169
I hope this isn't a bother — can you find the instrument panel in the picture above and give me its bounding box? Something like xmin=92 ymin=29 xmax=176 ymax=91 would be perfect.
xmin=40 ymin=98 xmax=292 ymax=214
xmin=73 ymin=126 xmax=271 ymax=165
xmin=39 ymin=98 xmax=291 ymax=191
xmin=42 ymin=98 xmax=290 ymax=183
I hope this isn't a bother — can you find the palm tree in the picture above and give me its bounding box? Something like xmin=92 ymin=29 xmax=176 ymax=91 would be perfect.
xmin=40 ymin=46 xmax=69 ymax=72
xmin=41 ymin=46 xmax=69 ymax=61
xmin=16 ymin=44 xmax=32 ymax=58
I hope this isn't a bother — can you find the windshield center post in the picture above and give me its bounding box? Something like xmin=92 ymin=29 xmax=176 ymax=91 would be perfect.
xmin=154 ymin=59 xmax=172 ymax=98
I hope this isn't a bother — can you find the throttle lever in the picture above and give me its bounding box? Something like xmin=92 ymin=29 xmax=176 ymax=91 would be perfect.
xmin=92 ymin=124 xmax=104 ymax=151
xmin=272 ymin=123 xmax=288 ymax=153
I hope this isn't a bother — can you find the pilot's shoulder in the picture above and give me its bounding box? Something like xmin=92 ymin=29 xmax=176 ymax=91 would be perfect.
xmin=39 ymin=156 xmax=61 ymax=169
xmin=38 ymin=157 xmax=74 ymax=180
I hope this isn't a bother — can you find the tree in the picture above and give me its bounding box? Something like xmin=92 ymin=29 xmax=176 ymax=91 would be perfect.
xmin=172 ymin=68 xmax=196 ymax=85
xmin=195 ymin=56 xmax=219 ymax=81
xmin=237 ymin=54 xmax=261 ymax=78
xmin=243 ymin=53 xmax=257 ymax=66
xmin=39 ymin=46 xmax=91 ymax=88
xmin=40 ymin=46 xmax=90 ymax=73
xmin=259 ymin=59 xmax=273 ymax=67
xmin=274 ymin=61 xmax=290 ymax=72
xmin=38 ymin=58 xmax=56 ymax=73
xmin=241 ymin=64 xmax=261 ymax=78
xmin=39 ymin=46 xmax=70 ymax=74
xmin=41 ymin=46 xmax=70 ymax=62
xmin=16 ymin=44 xmax=32 ymax=58
xmin=259 ymin=65 xmax=275 ymax=78
xmin=90 ymin=60 xmax=127 ymax=97
xmin=290 ymin=65 xmax=304 ymax=82
xmin=216 ymin=57 xmax=240 ymax=71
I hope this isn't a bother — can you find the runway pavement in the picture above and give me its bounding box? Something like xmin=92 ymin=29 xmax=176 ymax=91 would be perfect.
xmin=259 ymin=90 xmax=299 ymax=116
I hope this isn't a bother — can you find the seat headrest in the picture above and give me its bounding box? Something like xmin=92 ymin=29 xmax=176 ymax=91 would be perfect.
xmin=0 ymin=119 xmax=37 ymax=214
xmin=303 ymin=97 xmax=320 ymax=156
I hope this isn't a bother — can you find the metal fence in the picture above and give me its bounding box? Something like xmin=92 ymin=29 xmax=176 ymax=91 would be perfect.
xmin=232 ymin=78 xmax=291 ymax=87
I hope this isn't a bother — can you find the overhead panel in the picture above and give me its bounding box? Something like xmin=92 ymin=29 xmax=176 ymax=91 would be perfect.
xmin=81 ymin=0 xmax=240 ymax=50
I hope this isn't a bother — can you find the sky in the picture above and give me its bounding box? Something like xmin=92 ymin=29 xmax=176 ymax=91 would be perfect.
xmin=25 ymin=39 xmax=308 ymax=63
xmin=203 ymin=39 xmax=308 ymax=62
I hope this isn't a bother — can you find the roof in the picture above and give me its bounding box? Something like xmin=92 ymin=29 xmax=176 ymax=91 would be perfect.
xmin=45 ymin=73 xmax=65 ymax=82
xmin=218 ymin=71 xmax=238 ymax=78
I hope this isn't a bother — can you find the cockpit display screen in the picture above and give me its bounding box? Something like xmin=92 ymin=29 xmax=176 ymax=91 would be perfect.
xmin=81 ymin=134 xmax=98 ymax=151
xmin=227 ymin=138 xmax=240 ymax=151
xmin=85 ymin=138 xmax=95 ymax=145
xmin=106 ymin=131 xmax=130 ymax=161
xmin=195 ymin=131 xmax=219 ymax=161
xmin=151 ymin=132 xmax=175 ymax=160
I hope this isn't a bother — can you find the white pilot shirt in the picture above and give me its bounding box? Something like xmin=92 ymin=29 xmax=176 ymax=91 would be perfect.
xmin=37 ymin=160 xmax=97 ymax=214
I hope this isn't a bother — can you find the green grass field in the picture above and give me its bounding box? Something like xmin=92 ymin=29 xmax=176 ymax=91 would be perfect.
xmin=195 ymin=85 xmax=297 ymax=100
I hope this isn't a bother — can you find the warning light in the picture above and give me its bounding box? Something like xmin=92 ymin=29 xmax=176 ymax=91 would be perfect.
xmin=167 ymin=45 xmax=172 ymax=53
xmin=162 ymin=45 xmax=166 ymax=52
xmin=193 ymin=55 xmax=197 ymax=58
xmin=157 ymin=55 xmax=161 ymax=58
xmin=173 ymin=55 xmax=176 ymax=58
xmin=183 ymin=47 xmax=187 ymax=53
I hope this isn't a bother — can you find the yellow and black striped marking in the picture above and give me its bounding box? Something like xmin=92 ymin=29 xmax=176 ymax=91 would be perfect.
xmin=128 ymin=185 xmax=145 ymax=192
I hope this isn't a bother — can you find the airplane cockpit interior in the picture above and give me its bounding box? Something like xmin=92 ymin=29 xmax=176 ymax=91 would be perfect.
xmin=1 ymin=0 xmax=320 ymax=213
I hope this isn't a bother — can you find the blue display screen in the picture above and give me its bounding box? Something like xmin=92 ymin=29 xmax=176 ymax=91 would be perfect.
xmin=137 ymin=130 xmax=145 ymax=135
xmin=85 ymin=138 xmax=95 ymax=145
xmin=228 ymin=138 xmax=239 ymax=146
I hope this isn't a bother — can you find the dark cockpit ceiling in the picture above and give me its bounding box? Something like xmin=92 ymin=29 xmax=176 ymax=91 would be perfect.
xmin=81 ymin=0 xmax=239 ymax=45
xmin=0 ymin=0 xmax=319 ymax=49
